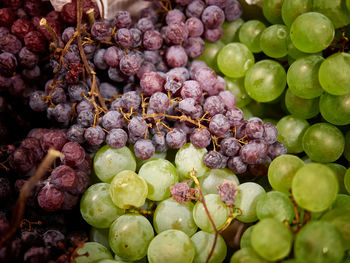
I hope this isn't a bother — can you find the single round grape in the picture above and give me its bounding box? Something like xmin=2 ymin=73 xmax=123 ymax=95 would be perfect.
xmin=319 ymin=52 xmax=350 ymax=95
xmin=290 ymin=12 xmax=334 ymax=53
xmin=319 ymin=92 xmax=350 ymax=126
xmin=302 ymin=123 xmax=345 ymax=163
xmin=80 ymin=183 xmax=124 ymax=228
xmin=217 ymin=43 xmax=255 ymax=78
xmin=109 ymin=214 xmax=154 ymax=261
xmin=345 ymin=168 xmax=350 ymax=194
xmin=197 ymin=41 xmax=224 ymax=73
xmin=224 ymin=77 xmax=252 ymax=108
xmin=147 ymin=229 xmax=195 ymax=263
xmin=240 ymin=226 xmax=253 ymax=248
xmin=191 ymin=231 xmax=227 ymax=263
xmin=109 ymin=170 xmax=148 ymax=209
xmin=313 ymin=0 xmax=350 ymax=28
xmin=294 ymin=221 xmax=345 ymax=263
xmin=221 ymin=19 xmax=244 ymax=44
xmin=331 ymin=194 xmax=350 ymax=209
xmin=292 ymin=163 xmax=338 ymax=212
xmin=262 ymin=0 xmax=284 ymax=24
xmin=153 ymin=198 xmax=197 ymax=236
xmin=260 ymin=25 xmax=288 ymax=58
xmin=285 ymin=88 xmax=319 ymax=119
xmin=230 ymin=247 xmax=268 ymax=263
xmin=94 ymin=145 xmax=136 ymax=183
xmin=244 ymin=60 xmax=286 ymax=103
xmin=74 ymin=242 xmax=113 ymax=263
xmin=238 ymin=20 xmax=266 ymax=53
xmin=235 ymin=182 xmax=266 ymax=223
xmin=281 ymin=0 xmax=312 ymax=27
xmin=193 ymin=194 xmax=229 ymax=232
xmin=90 ymin=228 xmax=110 ymax=249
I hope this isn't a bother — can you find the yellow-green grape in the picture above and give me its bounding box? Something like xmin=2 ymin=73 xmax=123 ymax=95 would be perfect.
xmin=74 ymin=242 xmax=113 ymax=263
xmin=331 ymin=194 xmax=350 ymax=209
xmin=221 ymin=19 xmax=244 ymax=44
xmin=284 ymin=88 xmax=319 ymax=119
xmin=262 ymin=0 xmax=284 ymax=24
xmin=90 ymin=228 xmax=110 ymax=249
xmin=198 ymin=168 xmax=239 ymax=195
xmin=240 ymin=226 xmax=253 ymax=248
xmin=260 ymin=25 xmax=288 ymax=58
xmin=230 ymin=247 xmax=268 ymax=263
xmin=281 ymin=0 xmax=313 ymax=27
xmin=224 ymin=77 xmax=252 ymax=108
xmin=198 ymin=41 xmax=225 ymax=73
xmin=313 ymin=0 xmax=350 ymax=28
xmin=319 ymin=92 xmax=350 ymax=126
xmin=326 ymin=163 xmax=348 ymax=194
xmin=238 ymin=20 xmax=266 ymax=53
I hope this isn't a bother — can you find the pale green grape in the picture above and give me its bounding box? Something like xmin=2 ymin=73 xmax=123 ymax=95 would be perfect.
xmin=221 ymin=19 xmax=245 ymax=44
xmin=290 ymin=12 xmax=334 ymax=53
xmin=193 ymin=194 xmax=229 ymax=232
xmin=302 ymin=123 xmax=345 ymax=163
xmin=94 ymin=145 xmax=136 ymax=183
xmin=147 ymin=229 xmax=195 ymax=263
xmin=345 ymin=168 xmax=350 ymax=194
xmin=294 ymin=221 xmax=345 ymax=263
xmin=244 ymin=60 xmax=286 ymax=102
xmin=109 ymin=214 xmax=154 ymax=261
xmin=292 ymin=163 xmax=338 ymax=212
xmin=345 ymin=131 xmax=350 ymax=162
xmin=287 ymin=55 xmax=324 ymax=99
xmin=74 ymin=242 xmax=113 ymax=263
xmin=217 ymin=43 xmax=255 ymax=78
xmin=260 ymin=25 xmax=288 ymax=58
xmin=153 ymin=198 xmax=197 ymax=236
xmin=80 ymin=183 xmax=124 ymax=228
xmin=319 ymin=92 xmax=350 ymax=125
xmin=251 ymin=218 xmax=293 ymax=261
xmin=262 ymin=0 xmax=284 ymax=24
xmin=256 ymin=191 xmax=295 ymax=223
xmin=198 ymin=168 xmax=239 ymax=195
xmin=224 ymin=77 xmax=252 ymax=108
xmin=240 ymin=226 xmax=253 ymax=248
xmin=136 ymin=151 xmax=167 ymax=171
xmin=138 ymin=159 xmax=178 ymax=201
xmin=313 ymin=0 xmax=350 ymax=28
xmin=319 ymin=52 xmax=350 ymax=95
xmin=198 ymin=41 xmax=225 ymax=73
xmin=326 ymin=163 xmax=347 ymax=194
xmin=230 ymin=247 xmax=268 ymax=263
xmin=235 ymin=182 xmax=266 ymax=223
xmin=287 ymin=36 xmax=315 ymax=60
xmin=109 ymin=170 xmax=148 ymax=209
xmin=238 ymin=20 xmax=266 ymax=53
xmin=191 ymin=231 xmax=227 ymax=263
xmin=90 ymin=228 xmax=110 ymax=249
xmin=281 ymin=0 xmax=313 ymax=27
xmin=276 ymin=115 xmax=309 ymax=153
xmin=332 ymin=194 xmax=350 ymax=209
xmin=285 ymin=88 xmax=319 ymax=119
xmin=175 ymin=143 xmax=208 ymax=178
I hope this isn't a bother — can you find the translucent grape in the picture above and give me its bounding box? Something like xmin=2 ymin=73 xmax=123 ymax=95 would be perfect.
xmin=281 ymin=0 xmax=312 ymax=27
xmin=262 ymin=0 xmax=284 ymax=24
xmin=90 ymin=228 xmax=110 ymax=249
xmin=230 ymin=247 xmax=268 ymax=263
xmin=285 ymin=88 xmax=319 ymax=119
xmin=198 ymin=41 xmax=224 ymax=73
xmin=198 ymin=168 xmax=239 ymax=195
xmin=221 ymin=19 xmax=244 ymax=44
xmin=313 ymin=0 xmax=350 ymax=28
xmin=260 ymin=25 xmax=288 ymax=58
xmin=74 ymin=242 xmax=113 ymax=263
xmin=319 ymin=92 xmax=350 ymax=126
xmin=238 ymin=20 xmax=266 ymax=53
xmin=240 ymin=226 xmax=253 ymax=248
xmin=225 ymin=77 xmax=252 ymax=107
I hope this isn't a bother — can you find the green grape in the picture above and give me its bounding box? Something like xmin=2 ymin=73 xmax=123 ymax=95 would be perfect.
xmin=138 ymin=159 xmax=178 ymax=201
xmin=290 ymin=12 xmax=334 ymax=53
xmin=109 ymin=214 xmax=154 ymax=261
xmin=238 ymin=20 xmax=266 ymax=53
xmin=198 ymin=41 xmax=225 ymax=73
xmin=224 ymin=77 xmax=252 ymax=108
xmin=302 ymin=123 xmax=345 ymax=163
xmin=240 ymin=226 xmax=253 ymax=248
xmin=251 ymin=218 xmax=293 ymax=261
xmin=94 ymin=145 xmax=136 ymax=183
xmin=109 ymin=170 xmax=148 ymax=209
xmin=345 ymin=131 xmax=350 ymax=162
xmin=191 ymin=231 xmax=227 ymax=263
xmin=147 ymin=229 xmax=195 ymax=263
xmin=262 ymin=0 xmax=284 ymax=24
xmin=193 ymin=194 xmax=229 ymax=232
xmin=244 ymin=60 xmax=286 ymax=103
xmin=276 ymin=115 xmax=309 ymax=153
xmin=319 ymin=52 xmax=350 ymax=95
xmin=287 ymin=55 xmax=324 ymax=99
xmin=198 ymin=168 xmax=239 ymax=195
xmin=331 ymin=194 xmax=350 ymax=209
xmin=175 ymin=143 xmax=208 ymax=178
xmin=221 ymin=19 xmax=245 ymax=44
xmin=284 ymin=88 xmax=319 ymax=119
xmin=287 ymin=36 xmax=317 ymax=60
xmin=153 ymin=198 xmax=197 ymax=236
xmin=294 ymin=221 xmax=345 ymax=263
xmin=98 ymin=260 xmax=122 ymax=263
xmin=313 ymin=0 xmax=350 ymax=28
xmin=260 ymin=25 xmax=288 ymax=58
xmin=281 ymin=0 xmax=313 ymax=27
xmin=241 ymin=106 xmax=254 ymax=120
xmin=345 ymin=168 xmax=350 ymax=194
xmin=292 ymin=163 xmax=338 ymax=212
xmin=217 ymin=43 xmax=255 ymax=78
xmin=90 ymin=228 xmax=110 ymax=249
xmin=80 ymin=183 xmax=124 ymax=228
xmin=256 ymin=191 xmax=295 ymax=223
xmin=136 ymin=151 xmax=167 ymax=171
xmin=326 ymin=163 xmax=347 ymax=194
xmin=230 ymin=247 xmax=268 ymax=263
xmin=319 ymin=92 xmax=350 ymax=125
xmin=235 ymin=182 xmax=266 ymax=223
xmin=74 ymin=242 xmax=113 ymax=263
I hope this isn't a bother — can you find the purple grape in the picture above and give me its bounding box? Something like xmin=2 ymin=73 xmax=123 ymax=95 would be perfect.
xmin=22 ymin=65 xmax=40 ymax=80
xmin=189 ymin=60 xmax=207 ymax=79
xmin=101 ymin=111 xmax=124 ymax=131
xmin=51 ymin=87 xmax=67 ymax=104
xmin=67 ymin=124 xmax=85 ymax=144
xmin=137 ymin=62 xmax=156 ymax=79
xmin=203 ymin=26 xmax=223 ymax=42
xmin=130 ymin=27 xmax=142 ymax=48
xmin=219 ymin=90 xmax=236 ymax=111
xmin=29 ymin=91 xmax=46 ymax=112
xmin=186 ymin=0 xmax=206 ymax=18
xmin=108 ymin=67 xmax=128 ymax=82
xmin=106 ymin=128 xmax=128 ymax=149
xmin=240 ymin=141 xmax=268 ymax=164
xmin=119 ymin=52 xmax=142 ymax=76
xmin=263 ymin=123 xmax=278 ymax=144
xmin=93 ymin=48 xmax=108 ymax=70
xmin=144 ymin=50 xmax=162 ymax=64
xmin=221 ymin=137 xmax=240 ymax=157
xmin=110 ymin=97 xmax=124 ymax=111
xmin=226 ymin=107 xmax=244 ymax=127
xmin=228 ymin=156 xmax=247 ymax=174
xmin=186 ymin=17 xmax=204 ymax=37
xmin=208 ymin=0 xmax=227 ymax=8
xmin=136 ymin=18 xmax=154 ymax=33
xmin=62 ymin=26 xmax=75 ymax=43
xmin=194 ymin=66 xmax=217 ymax=95
xmin=18 ymin=47 xmax=39 ymax=69
xmin=183 ymin=37 xmax=205 ymax=58
xmin=143 ymin=30 xmax=163 ymax=51
xmin=224 ymin=0 xmax=242 ymax=21
xmin=174 ymin=121 xmax=194 ymax=135
xmin=201 ymin=6 xmax=225 ymax=29
xmin=99 ymin=82 xmax=118 ymax=99
xmin=203 ymin=151 xmax=224 ymax=169
xmin=209 ymin=114 xmax=230 ymax=136
xmin=134 ymin=139 xmax=155 ymax=160
xmin=61 ymin=142 xmax=85 ymax=167
xmin=166 ymin=128 xmax=186 ymax=149
xmin=76 ymin=99 xmax=94 ymax=114
xmin=246 ymin=118 xmax=264 ymax=140
xmin=84 ymin=43 xmax=96 ymax=60
xmin=152 ymin=132 xmax=168 ymax=152
xmin=20 ymin=137 xmax=43 ymax=160
xmin=64 ymin=44 xmax=80 ymax=64
xmin=268 ymin=141 xmax=287 ymax=159
xmin=165 ymin=22 xmax=189 ymax=45
xmin=115 ymin=28 xmax=133 ymax=48
xmin=23 ymin=247 xmax=50 ymax=263
xmin=175 ymin=0 xmax=193 ymax=6
xmin=43 ymin=230 xmax=65 ymax=249
xmin=68 ymin=83 xmax=88 ymax=102
xmin=178 ymin=98 xmax=198 ymax=115
xmin=51 ymin=165 xmax=77 ymax=191
xmin=8 ymin=75 xmax=25 ymax=96
xmin=148 ymin=92 xmax=169 ymax=113
xmin=77 ymin=110 xmax=94 ymax=127
xmin=103 ymin=46 xmax=124 ymax=68
xmin=37 ymin=184 xmax=64 ymax=211
xmin=128 ymin=116 xmax=148 ymax=138
xmin=166 ymin=9 xmax=185 ymax=25
xmin=84 ymin=125 xmax=105 ymax=146
xmin=91 ymin=21 xmax=111 ymax=41
xmin=27 ymin=128 xmax=49 ymax=141
xmin=140 ymin=71 xmax=165 ymax=96
xmin=69 ymin=170 xmax=89 ymax=195
xmin=181 ymin=80 xmax=203 ymax=101
xmin=138 ymin=6 xmax=158 ymax=23
xmin=203 ymin=96 xmax=225 ymax=117
xmin=62 ymin=191 xmax=79 ymax=210
xmin=121 ymin=91 xmax=141 ymax=110
xmin=0 ymin=33 xmax=22 ymax=54
xmin=165 ymin=45 xmax=188 ymax=68
xmin=113 ymin=11 xmax=132 ymax=28
xmin=236 ymin=120 xmax=247 ymax=139
xmin=190 ymin=128 xmax=211 ymax=149
xmin=0 ymin=52 xmax=17 ymax=76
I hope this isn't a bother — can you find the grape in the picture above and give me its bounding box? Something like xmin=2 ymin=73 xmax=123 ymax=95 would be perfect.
xmin=109 ymin=170 xmax=148 ymax=209
xmin=225 ymin=77 xmax=251 ymax=108
xmin=294 ymin=221 xmax=345 ymax=263
xmin=51 ymin=165 xmax=77 ymax=191
xmin=190 ymin=128 xmax=212 ymax=149
xmin=244 ymin=60 xmax=286 ymax=103
xmin=153 ymin=198 xmax=197 ymax=236
xmin=332 ymin=194 xmax=350 ymax=210
xmin=281 ymin=0 xmax=312 ymax=27
xmin=91 ymin=21 xmax=111 ymax=41
xmin=238 ymin=20 xmax=266 ymax=53
xmin=230 ymin=247 xmax=268 ymax=263
xmin=186 ymin=0 xmax=205 ymax=18
xmin=109 ymin=214 xmax=154 ymax=261
xmin=302 ymin=123 xmax=345 ymax=163
xmin=290 ymin=12 xmax=334 ymax=53
xmin=203 ymin=151 xmax=227 ymax=169
xmin=147 ymin=229 xmax=195 ymax=263
xmin=183 ymin=37 xmax=205 ymax=58
xmin=209 ymin=114 xmax=230 ymax=136
xmin=313 ymin=0 xmax=350 ymax=28
xmin=203 ymin=27 xmax=223 ymax=43
xmin=240 ymin=226 xmax=253 ymax=248
xmin=284 ymin=88 xmax=319 ymax=119
xmin=251 ymin=218 xmax=293 ymax=261
xmin=292 ymin=163 xmax=338 ymax=212
xmin=165 ymin=22 xmax=189 ymax=45
xmin=90 ymin=228 xmax=110 ymax=250
xmin=224 ymin=0 xmax=243 ymax=21
xmin=345 ymin=168 xmax=350 ymax=194
xmin=201 ymin=6 xmax=225 ymax=29
xmin=320 ymin=92 xmax=350 ymax=126
xmin=260 ymin=25 xmax=288 ymax=58
xmin=191 ymin=231 xmax=227 ymax=263
xmin=165 ymin=45 xmax=188 ymax=68
xmin=84 ymin=126 xmax=105 ymax=146
xmin=74 ymin=242 xmax=113 ymax=263
xmin=217 ymin=43 xmax=255 ymax=78
xmin=262 ymin=0 xmax=284 ymax=24
xmin=235 ymin=182 xmax=266 ymax=223
xmin=166 ymin=128 xmax=187 ymax=149
xmin=186 ymin=17 xmax=204 ymax=37
xmin=166 ymin=9 xmax=186 ymax=25
xmin=134 ymin=139 xmax=155 ymax=160
xmin=228 ymin=156 xmax=247 ymax=174
xmin=221 ymin=19 xmax=244 ymax=45
xmin=94 ymin=145 xmax=136 ymax=183
xmin=114 ymin=11 xmax=132 ymax=28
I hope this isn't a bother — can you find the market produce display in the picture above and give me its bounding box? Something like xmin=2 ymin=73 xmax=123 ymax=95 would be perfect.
xmin=0 ymin=0 xmax=350 ymax=262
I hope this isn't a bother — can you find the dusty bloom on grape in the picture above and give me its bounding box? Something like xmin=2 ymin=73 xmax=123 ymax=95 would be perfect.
xmin=170 ymin=182 xmax=196 ymax=204
xmin=216 ymin=180 xmax=238 ymax=206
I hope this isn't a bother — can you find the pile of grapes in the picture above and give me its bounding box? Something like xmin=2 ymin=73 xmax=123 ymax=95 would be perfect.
xmin=0 ymin=0 xmax=350 ymax=262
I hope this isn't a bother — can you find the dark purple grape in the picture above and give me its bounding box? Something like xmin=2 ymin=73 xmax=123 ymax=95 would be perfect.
xmin=69 ymin=170 xmax=89 ymax=195
xmin=108 ymin=67 xmax=128 ymax=83
xmin=0 ymin=52 xmax=17 ymax=77
xmin=0 ymin=33 xmax=22 ymax=54
xmin=62 ymin=27 xmax=75 ymax=43
xmin=136 ymin=18 xmax=154 ymax=33
xmin=165 ymin=22 xmax=189 ymax=45
xmin=20 ymin=137 xmax=43 ymax=160
xmin=40 ymin=129 xmax=68 ymax=152
xmin=165 ymin=45 xmax=188 ymax=68
xmin=152 ymin=132 xmax=168 ymax=152
xmin=22 ymin=65 xmax=40 ymax=80
xmin=51 ymin=165 xmax=77 ymax=191
xmin=209 ymin=114 xmax=230 ymax=136
xmin=77 ymin=110 xmax=94 ymax=128
xmin=183 ymin=37 xmax=205 ymax=58
xmin=84 ymin=125 xmax=105 ymax=146
xmin=113 ymin=11 xmax=132 ymax=28
xmin=166 ymin=9 xmax=185 ymax=25
xmin=119 ymin=52 xmax=142 ymax=76
xmin=128 ymin=116 xmax=148 ymax=138
xmin=226 ymin=107 xmax=244 ymax=127
xmin=236 ymin=120 xmax=247 ymax=139
xmin=268 ymin=141 xmax=287 ymax=159
xmin=143 ymin=30 xmax=163 ymax=51
xmin=29 ymin=91 xmax=47 ymax=112
xmin=204 ymin=26 xmax=223 ymax=42
xmin=203 ymin=96 xmax=224 ymax=117
xmin=174 ymin=121 xmax=194 ymax=136
xmin=43 ymin=230 xmax=65 ymax=249
xmin=27 ymin=128 xmax=49 ymax=141
xmin=203 ymin=151 xmax=224 ymax=169
xmin=0 ymin=75 xmax=11 ymax=89
xmin=37 ymin=184 xmax=64 ymax=211
xmin=0 ymin=178 xmax=11 ymax=202
xmin=121 ymin=91 xmax=141 ymax=111
xmin=149 ymin=92 xmax=169 ymax=113
xmin=23 ymin=247 xmax=50 ymax=263
xmin=68 ymin=83 xmax=88 ymax=102
xmin=138 ymin=6 xmax=158 ymax=23
xmin=190 ymin=128 xmax=211 ymax=149
xmin=228 ymin=156 xmax=247 ymax=174
xmin=99 ymin=82 xmax=118 ymax=99
xmin=221 ymin=137 xmax=240 ymax=157
xmin=67 ymin=124 xmax=85 ymax=144
xmin=101 ymin=111 xmax=124 ymax=131
xmin=24 ymin=31 xmax=46 ymax=53
xmin=263 ymin=123 xmax=278 ymax=144
xmin=62 ymin=191 xmax=79 ymax=210
xmin=115 ymin=28 xmax=133 ymax=48
xmin=84 ymin=43 xmax=96 ymax=60
xmin=0 ymin=8 xmax=16 ymax=28
xmin=246 ymin=118 xmax=264 ymax=140
xmin=186 ymin=0 xmax=205 ymax=18
xmin=18 ymin=47 xmax=39 ymax=69
xmin=9 ymin=75 xmax=26 ymax=96
xmin=11 ymin=19 xmax=34 ymax=40
xmin=64 ymin=44 xmax=80 ymax=64
xmin=21 ymin=229 xmax=42 ymax=247
xmin=224 ymin=0 xmax=242 ymax=21
xmin=164 ymin=74 xmax=182 ymax=94
xmin=93 ymin=48 xmax=108 ymax=70
xmin=130 ymin=27 xmax=142 ymax=47
xmin=103 ymin=46 xmax=124 ymax=68
xmin=186 ymin=17 xmax=204 ymax=37
xmin=76 ymin=99 xmax=94 ymax=114
xmin=181 ymin=80 xmax=203 ymax=101
xmin=51 ymin=87 xmax=67 ymax=104
xmin=134 ymin=139 xmax=155 ymax=160
xmin=140 ymin=71 xmax=165 ymax=96
xmin=201 ymin=6 xmax=225 ymax=29
xmin=61 ymin=142 xmax=85 ymax=167
xmin=240 ymin=141 xmax=268 ymax=164
xmin=166 ymin=128 xmax=186 ymax=149
xmin=106 ymin=128 xmax=128 ymax=149
xmin=91 ymin=21 xmax=111 ymax=41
